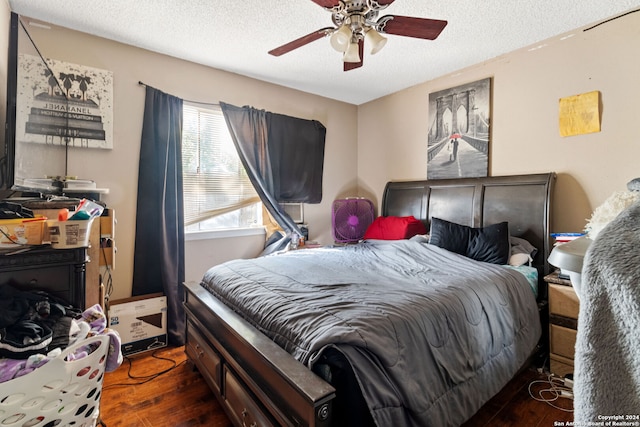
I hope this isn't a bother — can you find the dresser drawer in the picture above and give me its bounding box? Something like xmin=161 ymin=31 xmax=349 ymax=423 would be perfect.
xmin=549 ymin=283 xmax=579 ymax=318
xmin=186 ymin=321 xmax=222 ymax=394
xmin=224 ymin=366 xmax=276 ymax=427
xmin=5 ymin=265 xmax=74 ymax=297
xmin=549 ymin=323 xmax=577 ymax=359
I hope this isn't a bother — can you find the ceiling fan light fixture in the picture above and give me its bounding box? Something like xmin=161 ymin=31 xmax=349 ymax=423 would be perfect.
xmin=330 ymin=24 xmax=352 ymax=52
xmin=365 ymin=28 xmax=387 ymax=55
xmin=267 ymin=2 xmax=448 ymax=72
xmin=343 ymin=41 xmax=361 ymax=63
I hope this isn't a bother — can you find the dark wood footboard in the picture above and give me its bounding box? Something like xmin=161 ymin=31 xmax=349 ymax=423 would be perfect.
xmin=184 ymin=281 xmax=336 ymax=427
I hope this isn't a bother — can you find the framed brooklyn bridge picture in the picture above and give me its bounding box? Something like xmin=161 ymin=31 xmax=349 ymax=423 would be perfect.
xmin=426 ymin=77 xmax=491 ymax=180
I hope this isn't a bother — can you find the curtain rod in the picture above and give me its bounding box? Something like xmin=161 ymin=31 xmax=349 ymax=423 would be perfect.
xmin=138 ymin=81 xmax=220 ymax=107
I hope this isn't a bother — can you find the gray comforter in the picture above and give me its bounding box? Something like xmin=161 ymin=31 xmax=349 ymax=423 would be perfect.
xmin=201 ymin=239 xmax=541 ymax=426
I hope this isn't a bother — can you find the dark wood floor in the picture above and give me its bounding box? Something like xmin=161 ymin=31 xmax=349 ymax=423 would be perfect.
xmin=100 ymin=346 xmax=573 ymax=427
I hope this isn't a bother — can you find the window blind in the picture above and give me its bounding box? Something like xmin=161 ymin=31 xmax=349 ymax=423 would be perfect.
xmin=182 ymin=104 xmax=258 ymax=227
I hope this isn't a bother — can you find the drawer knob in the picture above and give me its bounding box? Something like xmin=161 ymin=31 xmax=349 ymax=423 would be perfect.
xmin=193 ymin=343 xmax=204 ymax=357
xmin=241 ymin=408 xmax=253 ymax=427
xmin=317 ymin=403 xmax=330 ymax=421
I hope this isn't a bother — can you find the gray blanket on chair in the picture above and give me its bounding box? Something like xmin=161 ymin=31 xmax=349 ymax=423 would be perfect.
xmin=574 ymin=200 xmax=640 ymax=421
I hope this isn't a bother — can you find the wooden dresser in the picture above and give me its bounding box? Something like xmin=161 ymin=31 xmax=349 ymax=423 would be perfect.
xmin=0 ymin=246 xmax=88 ymax=309
xmin=545 ymin=271 xmax=580 ymax=377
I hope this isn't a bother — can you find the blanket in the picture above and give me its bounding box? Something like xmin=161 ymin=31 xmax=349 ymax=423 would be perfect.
xmin=574 ymin=200 xmax=640 ymax=420
xmin=0 ymin=304 xmax=123 ymax=383
xmin=202 ymin=240 xmax=541 ymax=426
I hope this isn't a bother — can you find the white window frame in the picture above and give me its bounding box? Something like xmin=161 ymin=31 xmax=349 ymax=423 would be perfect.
xmin=182 ymin=103 xmax=263 ymax=239
xmin=184 ymin=227 xmax=265 ymax=241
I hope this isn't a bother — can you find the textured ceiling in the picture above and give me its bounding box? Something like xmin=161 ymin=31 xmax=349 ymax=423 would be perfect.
xmin=7 ymin=0 xmax=640 ymax=105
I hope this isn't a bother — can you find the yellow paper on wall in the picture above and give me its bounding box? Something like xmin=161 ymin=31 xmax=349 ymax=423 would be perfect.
xmin=559 ymin=91 xmax=601 ymax=137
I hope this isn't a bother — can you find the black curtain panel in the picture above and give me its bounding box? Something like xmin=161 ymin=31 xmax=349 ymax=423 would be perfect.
xmin=265 ymin=111 xmax=326 ymax=203
xmin=220 ymin=102 xmax=326 ymax=253
xmin=132 ymin=86 xmax=185 ymax=346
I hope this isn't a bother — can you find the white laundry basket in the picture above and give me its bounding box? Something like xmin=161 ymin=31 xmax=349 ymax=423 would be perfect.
xmin=0 ymin=334 xmax=110 ymax=427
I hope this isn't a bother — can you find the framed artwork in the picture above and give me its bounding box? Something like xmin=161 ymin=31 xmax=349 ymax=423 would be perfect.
xmin=426 ymin=77 xmax=491 ymax=179
xmin=16 ymin=54 xmax=113 ymax=149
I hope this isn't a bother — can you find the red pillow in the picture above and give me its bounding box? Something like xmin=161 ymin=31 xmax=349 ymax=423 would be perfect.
xmin=363 ymin=216 xmax=427 ymax=240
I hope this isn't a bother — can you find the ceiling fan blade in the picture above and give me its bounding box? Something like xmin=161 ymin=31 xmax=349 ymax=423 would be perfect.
xmin=372 ymin=0 xmax=396 ymax=5
xmin=268 ymin=27 xmax=334 ymax=57
xmin=310 ymin=0 xmax=341 ymax=9
xmin=344 ymin=39 xmax=364 ymax=72
xmin=377 ymin=15 xmax=448 ymax=40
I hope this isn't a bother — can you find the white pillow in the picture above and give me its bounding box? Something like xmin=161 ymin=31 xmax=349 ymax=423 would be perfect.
xmin=509 ymin=236 xmax=537 ymax=266
xmin=409 ymin=234 xmax=430 ymax=243
xmin=509 ymin=252 xmax=533 ymax=266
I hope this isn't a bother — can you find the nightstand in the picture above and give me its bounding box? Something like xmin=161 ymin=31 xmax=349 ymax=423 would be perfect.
xmin=545 ymin=271 xmax=579 ymax=377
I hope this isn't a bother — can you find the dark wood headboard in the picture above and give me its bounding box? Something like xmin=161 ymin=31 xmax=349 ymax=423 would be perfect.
xmin=381 ymin=173 xmax=556 ymax=299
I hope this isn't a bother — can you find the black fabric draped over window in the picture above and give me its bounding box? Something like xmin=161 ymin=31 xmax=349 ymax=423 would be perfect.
xmin=265 ymin=110 xmax=326 ymax=203
xmin=220 ymin=103 xmax=326 ymax=251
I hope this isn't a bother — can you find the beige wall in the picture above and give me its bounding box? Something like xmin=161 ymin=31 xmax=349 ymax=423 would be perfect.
xmin=0 ymin=11 xmax=358 ymax=299
xmin=358 ymin=11 xmax=640 ymax=234
xmin=1 ymin=6 xmax=638 ymax=299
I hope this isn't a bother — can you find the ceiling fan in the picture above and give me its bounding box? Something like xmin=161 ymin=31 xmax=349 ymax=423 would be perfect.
xmin=268 ymin=0 xmax=448 ymax=72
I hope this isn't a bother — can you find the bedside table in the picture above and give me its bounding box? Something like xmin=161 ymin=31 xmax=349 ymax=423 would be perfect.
xmin=545 ymin=271 xmax=579 ymax=377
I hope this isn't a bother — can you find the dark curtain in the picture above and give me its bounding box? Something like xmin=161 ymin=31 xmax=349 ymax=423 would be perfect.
xmin=132 ymin=86 xmax=185 ymax=346
xmin=220 ymin=102 xmax=326 ymax=253
xmin=266 ymin=111 xmax=325 ymax=203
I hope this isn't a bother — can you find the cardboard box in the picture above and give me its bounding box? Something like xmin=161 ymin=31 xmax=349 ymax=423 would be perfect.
xmin=108 ymin=293 xmax=167 ymax=356
xmin=0 ymin=216 xmax=46 ymax=246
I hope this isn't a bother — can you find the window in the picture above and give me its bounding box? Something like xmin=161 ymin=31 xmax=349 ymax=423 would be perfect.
xmin=182 ymin=103 xmax=261 ymax=233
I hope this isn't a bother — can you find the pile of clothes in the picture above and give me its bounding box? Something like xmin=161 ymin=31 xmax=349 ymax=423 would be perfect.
xmin=0 ymin=283 xmax=122 ymax=383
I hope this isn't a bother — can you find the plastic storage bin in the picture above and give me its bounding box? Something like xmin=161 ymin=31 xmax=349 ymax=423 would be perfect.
xmin=45 ymin=218 xmax=94 ymax=249
xmin=0 ymin=334 xmax=110 ymax=427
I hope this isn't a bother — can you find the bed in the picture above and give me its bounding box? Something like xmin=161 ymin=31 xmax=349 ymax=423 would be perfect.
xmin=183 ymin=172 xmax=556 ymax=427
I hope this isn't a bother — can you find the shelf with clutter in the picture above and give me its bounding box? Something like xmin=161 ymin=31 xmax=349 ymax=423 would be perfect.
xmin=0 ymin=197 xmax=115 ymax=310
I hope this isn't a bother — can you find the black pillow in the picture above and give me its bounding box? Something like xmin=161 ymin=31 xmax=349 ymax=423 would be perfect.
xmin=429 ymin=217 xmax=510 ymax=264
